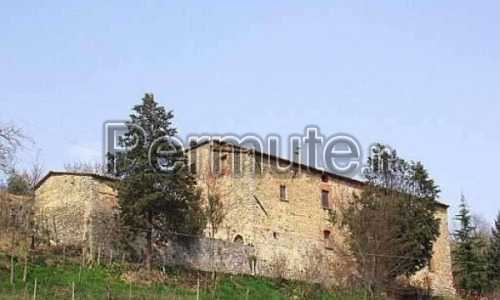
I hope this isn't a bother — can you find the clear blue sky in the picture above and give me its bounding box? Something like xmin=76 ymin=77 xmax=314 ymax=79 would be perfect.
xmin=1 ymin=1 xmax=499 ymax=223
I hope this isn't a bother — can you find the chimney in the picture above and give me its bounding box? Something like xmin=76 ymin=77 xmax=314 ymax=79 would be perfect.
xmin=293 ymin=146 xmax=301 ymax=165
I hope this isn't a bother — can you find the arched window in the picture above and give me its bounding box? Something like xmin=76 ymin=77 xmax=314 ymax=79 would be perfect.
xmin=234 ymin=235 xmax=244 ymax=244
xmin=324 ymin=230 xmax=333 ymax=250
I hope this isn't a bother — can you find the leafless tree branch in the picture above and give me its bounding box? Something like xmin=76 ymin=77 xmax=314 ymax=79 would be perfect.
xmin=64 ymin=161 xmax=104 ymax=174
xmin=0 ymin=122 xmax=28 ymax=173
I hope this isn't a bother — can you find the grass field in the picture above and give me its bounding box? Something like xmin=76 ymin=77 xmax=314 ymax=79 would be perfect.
xmin=0 ymin=252 xmax=458 ymax=300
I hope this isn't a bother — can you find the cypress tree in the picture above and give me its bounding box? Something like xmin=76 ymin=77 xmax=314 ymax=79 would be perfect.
xmin=452 ymin=194 xmax=488 ymax=296
xmin=487 ymin=211 xmax=500 ymax=289
xmin=110 ymin=94 xmax=205 ymax=270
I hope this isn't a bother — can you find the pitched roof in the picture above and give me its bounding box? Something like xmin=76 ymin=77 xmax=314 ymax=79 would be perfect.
xmin=187 ymin=139 xmax=449 ymax=208
xmin=187 ymin=139 xmax=365 ymax=186
xmin=34 ymin=141 xmax=449 ymax=208
xmin=34 ymin=171 xmax=118 ymax=190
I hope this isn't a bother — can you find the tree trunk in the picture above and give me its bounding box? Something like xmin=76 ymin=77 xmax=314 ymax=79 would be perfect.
xmin=145 ymin=213 xmax=153 ymax=271
xmin=145 ymin=228 xmax=152 ymax=271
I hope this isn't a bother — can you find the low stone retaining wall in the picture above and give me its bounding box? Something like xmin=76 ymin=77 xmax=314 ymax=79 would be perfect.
xmin=155 ymin=235 xmax=256 ymax=275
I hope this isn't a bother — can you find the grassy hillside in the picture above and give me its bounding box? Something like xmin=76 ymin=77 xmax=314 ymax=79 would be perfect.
xmin=0 ymin=252 xmax=458 ymax=300
xmin=0 ymin=252 xmax=360 ymax=300
xmin=0 ymin=252 xmax=361 ymax=300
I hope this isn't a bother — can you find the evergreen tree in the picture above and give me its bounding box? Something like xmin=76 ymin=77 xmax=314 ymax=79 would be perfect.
xmin=340 ymin=144 xmax=441 ymax=292
xmin=487 ymin=211 xmax=500 ymax=289
xmin=109 ymin=94 xmax=205 ymax=270
xmin=453 ymin=194 xmax=488 ymax=296
xmin=7 ymin=171 xmax=31 ymax=195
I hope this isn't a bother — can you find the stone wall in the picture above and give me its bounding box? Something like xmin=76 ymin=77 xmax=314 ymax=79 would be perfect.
xmin=34 ymin=173 xmax=119 ymax=258
xmin=155 ymin=234 xmax=344 ymax=285
xmin=411 ymin=207 xmax=456 ymax=296
xmin=188 ymin=142 xmax=456 ymax=295
xmin=35 ymin=174 xmax=93 ymax=245
xmin=156 ymin=235 xmax=255 ymax=275
xmin=188 ymin=144 xmax=360 ymax=284
xmin=86 ymin=177 xmax=120 ymax=258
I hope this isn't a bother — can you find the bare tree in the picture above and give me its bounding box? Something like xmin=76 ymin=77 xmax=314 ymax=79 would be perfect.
xmin=23 ymin=148 xmax=44 ymax=192
xmin=472 ymin=213 xmax=492 ymax=245
xmin=450 ymin=213 xmax=492 ymax=248
xmin=197 ymin=168 xmax=241 ymax=281
xmin=0 ymin=179 xmax=6 ymax=192
xmin=6 ymin=148 xmax=46 ymax=195
xmin=0 ymin=122 xmax=27 ymax=173
xmin=64 ymin=161 xmax=104 ymax=174
xmin=20 ymin=150 xmax=45 ymax=251
xmin=199 ymin=169 xmax=240 ymax=239
xmin=337 ymin=186 xmax=403 ymax=295
xmin=202 ymin=173 xmax=224 ymax=239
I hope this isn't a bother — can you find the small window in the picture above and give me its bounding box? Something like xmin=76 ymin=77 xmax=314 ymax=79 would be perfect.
xmin=321 ymin=190 xmax=330 ymax=209
xmin=234 ymin=235 xmax=244 ymax=244
xmin=321 ymin=174 xmax=328 ymax=183
xmin=273 ymin=232 xmax=278 ymax=239
xmin=280 ymin=185 xmax=287 ymax=201
xmin=189 ymin=163 xmax=197 ymax=174
xmin=324 ymin=230 xmax=333 ymax=250
xmin=220 ymin=155 xmax=228 ymax=169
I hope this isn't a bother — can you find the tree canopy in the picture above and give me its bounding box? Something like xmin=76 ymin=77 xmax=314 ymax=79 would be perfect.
xmin=109 ymin=94 xmax=205 ymax=270
xmin=453 ymin=194 xmax=488 ymax=296
xmin=487 ymin=211 xmax=500 ymax=289
xmin=7 ymin=171 xmax=31 ymax=196
xmin=340 ymin=144 xmax=441 ymax=292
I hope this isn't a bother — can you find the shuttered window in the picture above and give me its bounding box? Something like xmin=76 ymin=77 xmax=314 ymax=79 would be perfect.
xmin=321 ymin=190 xmax=329 ymax=209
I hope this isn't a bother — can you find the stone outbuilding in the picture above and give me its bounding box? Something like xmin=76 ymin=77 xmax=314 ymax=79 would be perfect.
xmin=34 ymin=171 xmax=119 ymax=256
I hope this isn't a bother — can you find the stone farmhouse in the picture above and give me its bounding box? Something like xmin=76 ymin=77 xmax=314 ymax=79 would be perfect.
xmin=33 ymin=140 xmax=455 ymax=296
xmin=34 ymin=171 xmax=120 ymax=259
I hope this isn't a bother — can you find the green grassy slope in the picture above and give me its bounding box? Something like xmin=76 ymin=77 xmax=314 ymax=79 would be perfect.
xmin=0 ymin=253 xmax=458 ymax=300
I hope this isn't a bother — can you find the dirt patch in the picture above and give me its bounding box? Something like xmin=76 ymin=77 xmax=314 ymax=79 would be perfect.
xmin=120 ymin=270 xmax=169 ymax=286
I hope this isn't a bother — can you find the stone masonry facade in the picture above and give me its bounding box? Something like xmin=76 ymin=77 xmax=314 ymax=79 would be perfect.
xmin=187 ymin=141 xmax=455 ymax=296
xmin=34 ymin=172 xmax=120 ymax=259
xmin=33 ymin=141 xmax=455 ymax=296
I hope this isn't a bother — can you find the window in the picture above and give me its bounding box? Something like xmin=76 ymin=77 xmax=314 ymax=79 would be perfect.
xmin=321 ymin=174 xmax=328 ymax=183
xmin=324 ymin=230 xmax=333 ymax=250
xmin=234 ymin=235 xmax=244 ymax=244
xmin=280 ymin=185 xmax=287 ymax=201
xmin=321 ymin=190 xmax=330 ymax=209
xmin=189 ymin=163 xmax=197 ymax=174
xmin=220 ymin=155 xmax=227 ymax=169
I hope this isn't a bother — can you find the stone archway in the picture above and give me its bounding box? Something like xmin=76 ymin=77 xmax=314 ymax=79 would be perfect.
xmin=233 ymin=235 xmax=244 ymax=245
